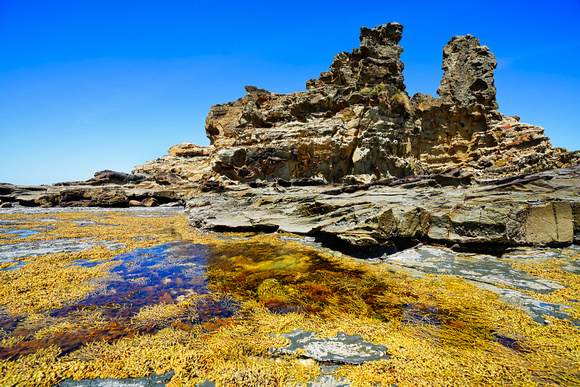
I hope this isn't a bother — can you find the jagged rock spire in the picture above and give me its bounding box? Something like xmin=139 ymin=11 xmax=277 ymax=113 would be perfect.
xmin=437 ymin=35 xmax=498 ymax=109
xmin=306 ymin=22 xmax=405 ymax=91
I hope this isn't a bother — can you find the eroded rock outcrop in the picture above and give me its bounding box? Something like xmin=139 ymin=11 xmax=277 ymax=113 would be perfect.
xmin=133 ymin=22 xmax=578 ymax=184
xmin=187 ymin=165 xmax=580 ymax=248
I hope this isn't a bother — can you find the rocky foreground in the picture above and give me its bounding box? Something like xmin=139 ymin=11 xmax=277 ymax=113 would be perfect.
xmin=2 ymin=22 xmax=579 ymax=249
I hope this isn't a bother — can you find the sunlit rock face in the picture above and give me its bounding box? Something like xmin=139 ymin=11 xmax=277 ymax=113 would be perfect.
xmin=133 ymin=23 xmax=578 ymax=183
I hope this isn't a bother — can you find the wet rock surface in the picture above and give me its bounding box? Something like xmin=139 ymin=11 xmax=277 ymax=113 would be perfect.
xmin=272 ymin=329 xmax=389 ymax=364
xmin=381 ymin=244 xmax=579 ymax=325
xmin=0 ymin=237 xmax=125 ymax=267
xmin=56 ymin=371 xmax=175 ymax=386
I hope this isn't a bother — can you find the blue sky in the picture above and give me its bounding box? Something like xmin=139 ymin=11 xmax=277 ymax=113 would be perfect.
xmin=1 ymin=0 xmax=579 ymax=185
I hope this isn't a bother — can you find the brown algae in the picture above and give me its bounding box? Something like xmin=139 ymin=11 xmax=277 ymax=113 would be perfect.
xmin=0 ymin=211 xmax=579 ymax=386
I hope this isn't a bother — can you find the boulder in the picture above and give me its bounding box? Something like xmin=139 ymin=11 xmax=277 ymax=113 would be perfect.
xmin=141 ymin=197 xmax=159 ymax=207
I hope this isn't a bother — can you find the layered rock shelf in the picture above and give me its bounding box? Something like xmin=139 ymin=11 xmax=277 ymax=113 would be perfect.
xmin=186 ymin=165 xmax=580 ymax=248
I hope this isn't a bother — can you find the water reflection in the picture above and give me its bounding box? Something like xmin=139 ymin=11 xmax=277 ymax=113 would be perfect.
xmin=0 ymin=241 xmax=240 ymax=360
xmin=56 ymin=241 xmax=214 ymax=319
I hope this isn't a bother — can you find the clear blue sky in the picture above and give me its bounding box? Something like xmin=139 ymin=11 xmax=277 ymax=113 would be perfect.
xmin=1 ymin=0 xmax=579 ymax=185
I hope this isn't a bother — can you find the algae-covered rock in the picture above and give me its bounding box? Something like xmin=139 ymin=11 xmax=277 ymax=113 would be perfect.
xmin=272 ymin=329 xmax=389 ymax=364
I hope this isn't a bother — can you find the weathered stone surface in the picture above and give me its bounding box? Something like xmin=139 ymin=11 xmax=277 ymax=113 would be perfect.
xmin=0 ymin=184 xmax=184 ymax=208
xmin=4 ymin=23 xmax=579 ymax=251
xmin=36 ymin=187 xmax=129 ymax=207
xmin=153 ymin=170 xmax=182 ymax=185
xmin=0 ymin=183 xmax=58 ymax=206
xmin=135 ymin=23 xmax=578 ymax=184
xmin=513 ymin=202 xmax=574 ymax=244
xmin=437 ymin=35 xmax=498 ymax=109
xmin=141 ymin=197 xmax=158 ymax=207
xmin=57 ymin=371 xmax=175 ymax=387
xmin=306 ymin=22 xmax=405 ymax=90
xmin=168 ymin=142 xmax=213 ymax=157
xmin=187 ymin=166 xmax=580 ymax=247
xmin=381 ymin=245 xmax=577 ymax=324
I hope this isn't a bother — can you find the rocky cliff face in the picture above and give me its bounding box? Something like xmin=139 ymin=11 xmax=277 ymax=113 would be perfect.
xmin=133 ymin=23 xmax=578 ymax=184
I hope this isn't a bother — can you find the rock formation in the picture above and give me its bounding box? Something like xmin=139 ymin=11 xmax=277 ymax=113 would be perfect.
xmin=3 ymin=23 xmax=579 ymax=249
xmin=133 ymin=23 xmax=578 ymax=184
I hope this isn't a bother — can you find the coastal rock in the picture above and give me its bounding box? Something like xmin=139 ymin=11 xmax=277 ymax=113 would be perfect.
xmin=4 ymin=23 xmax=579 ymax=250
xmin=187 ymin=166 xmax=580 ymax=248
xmin=55 ymin=170 xmax=147 ymax=186
xmin=0 ymin=184 xmax=183 ymax=208
xmin=35 ymin=187 xmax=129 ymax=207
xmin=0 ymin=183 xmax=56 ymax=206
xmin=141 ymin=197 xmax=159 ymax=207
xmin=153 ymin=170 xmax=182 ymax=185
xmin=437 ymin=34 xmax=498 ymax=109
xmin=135 ymin=23 xmax=578 ymax=183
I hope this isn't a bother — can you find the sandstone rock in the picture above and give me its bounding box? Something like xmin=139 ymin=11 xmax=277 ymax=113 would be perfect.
xmin=4 ymin=22 xmax=579 ymax=251
xmin=55 ymin=170 xmax=147 ymax=186
xmin=36 ymin=187 xmax=129 ymax=207
xmin=0 ymin=183 xmax=56 ymax=206
xmin=437 ymin=35 xmax=498 ymax=109
xmin=137 ymin=23 xmax=577 ymax=184
xmin=153 ymin=171 xmax=182 ymax=185
xmin=132 ymin=153 xmax=213 ymax=182
xmin=306 ymin=22 xmax=405 ymax=90
xmin=168 ymin=142 xmax=213 ymax=157
xmin=508 ymin=202 xmax=574 ymax=245
xmin=447 ymin=204 xmax=515 ymax=244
